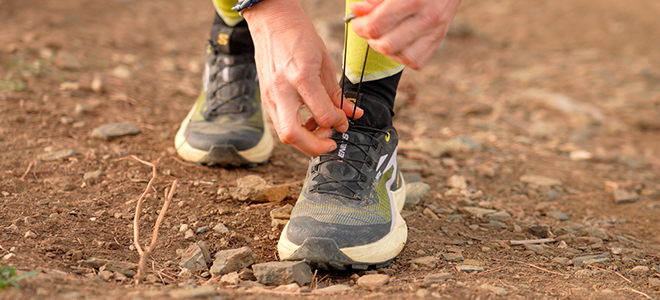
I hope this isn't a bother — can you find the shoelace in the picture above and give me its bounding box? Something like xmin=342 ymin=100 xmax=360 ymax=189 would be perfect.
xmin=204 ymin=52 xmax=253 ymax=116
xmin=311 ymin=125 xmax=387 ymax=199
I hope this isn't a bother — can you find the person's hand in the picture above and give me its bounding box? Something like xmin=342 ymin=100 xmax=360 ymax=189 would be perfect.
xmin=350 ymin=0 xmax=462 ymax=70
xmin=243 ymin=0 xmax=363 ymax=157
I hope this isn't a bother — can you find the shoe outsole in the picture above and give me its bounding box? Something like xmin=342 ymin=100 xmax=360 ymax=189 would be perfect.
xmin=283 ymin=237 xmax=394 ymax=270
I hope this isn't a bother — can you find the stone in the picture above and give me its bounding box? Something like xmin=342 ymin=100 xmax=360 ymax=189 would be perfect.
xmin=422 ymin=208 xmax=439 ymax=220
xmin=481 ymin=220 xmax=507 ymax=229
xmin=184 ymin=229 xmax=195 ymax=240
xmin=80 ymin=258 xmax=137 ymax=278
xmin=523 ymin=244 xmax=547 ymax=255
xmin=475 ymin=164 xmax=495 ymax=177
xmin=91 ymin=123 xmax=141 ymax=140
xmin=604 ymin=181 xmax=619 ymax=192
xmin=230 ymin=175 xmax=289 ymax=202
xmin=649 ymin=278 xmax=660 ymax=288
xmin=219 ymin=272 xmax=240 ymax=285
xmin=60 ymin=82 xmax=80 ymax=91
xmin=83 ymin=170 xmax=103 ymax=180
xmin=55 ymin=50 xmax=81 ymax=70
xmin=271 ymin=219 xmax=288 ymax=229
xmin=169 ymin=286 xmax=216 ymax=299
xmin=356 ymin=274 xmax=389 ymax=291
xmin=519 ymin=175 xmax=562 ymax=187
xmin=408 ymin=256 xmax=437 ymax=268
xmin=630 ymin=266 xmax=649 ymax=274
xmin=459 ymin=206 xmax=496 ymax=216
xmin=179 ymin=242 xmax=211 ymax=272
xmin=24 ymin=231 xmax=37 ymax=238
xmin=447 ymin=175 xmax=467 ymax=189
xmin=74 ymin=102 xmax=90 ymax=114
xmin=210 ymin=247 xmax=255 ymax=276
xmin=38 ymin=149 xmax=79 ymax=161
xmin=456 ymin=264 xmax=485 ymax=272
xmin=580 ymin=227 xmax=609 ymax=240
xmin=212 ymin=223 xmax=230 ymax=234
xmin=574 ymin=269 xmax=593 ymax=278
xmin=404 ymin=182 xmax=430 ymax=209
xmin=457 ymin=198 xmax=474 ymax=207
xmin=548 ymin=210 xmax=570 ymax=221
xmin=571 ymin=253 xmax=611 ymax=265
xmin=613 ymin=189 xmax=638 ymax=203
xmin=422 ymin=273 xmax=452 ymax=287
xmin=442 ymin=252 xmax=464 ymax=262
xmin=270 ymin=204 xmax=293 ymax=219
xmin=480 ymin=283 xmax=507 ymax=296
xmin=238 ymin=268 xmax=257 ymax=281
xmin=570 ymin=150 xmax=593 ymax=161
xmin=477 ymin=201 xmax=494 ymax=209
xmin=313 ymin=284 xmax=351 ymax=294
xmin=273 ymin=283 xmax=300 ymax=292
xmin=195 ymin=226 xmax=208 ymax=234
xmin=91 ymin=74 xmax=104 ymax=93
xmin=252 ymin=261 xmax=313 ymax=286
xmin=112 ymin=65 xmax=132 ymax=79
xmin=553 ymin=257 xmax=570 ymax=265
xmin=98 ymin=270 xmax=113 ymax=281
xmin=488 ymin=211 xmax=511 ymax=220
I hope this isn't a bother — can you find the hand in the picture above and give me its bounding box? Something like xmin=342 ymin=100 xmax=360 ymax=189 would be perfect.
xmin=243 ymin=0 xmax=363 ymax=157
xmin=350 ymin=0 xmax=462 ymax=70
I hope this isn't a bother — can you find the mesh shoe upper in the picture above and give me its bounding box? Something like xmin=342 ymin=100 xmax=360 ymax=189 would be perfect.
xmin=285 ymin=124 xmax=404 ymax=249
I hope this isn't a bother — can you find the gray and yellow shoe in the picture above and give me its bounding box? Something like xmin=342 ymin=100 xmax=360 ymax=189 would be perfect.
xmin=174 ymin=41 xmax=273 ymax=166
xmin=278 ymin=124 xmax=407 ymax=270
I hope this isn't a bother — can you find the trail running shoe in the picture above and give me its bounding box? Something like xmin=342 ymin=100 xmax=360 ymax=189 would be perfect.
xmin=174 ymin=41 xmax=273 ymax=166
xmin=278 ymin=124 xmax=407 ymax=270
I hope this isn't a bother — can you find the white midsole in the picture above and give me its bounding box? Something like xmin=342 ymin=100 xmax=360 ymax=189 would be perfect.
xmin=277 ymin=178 xmax=408 ymax=264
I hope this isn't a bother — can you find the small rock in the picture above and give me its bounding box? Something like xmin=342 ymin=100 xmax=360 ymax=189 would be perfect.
xmin=548 ymin=210 xmax=569 ymax=221
xmin=480 ymin=283 xmax=507 ymax=296
xmin=271 ymin=219 xmax=288 ymax=229
xmin=457 ymin=198 xmax=474 ymax=207
xmin=2 ymin=253 xmax=15 ymax=261
xmin=570 ymin=150 xmax=593 ymax=161
xmin=179 ymin=242 xmax=211 ymax=272
xmin=98 ymin=270 xmax=113 ymax=281
xmin=270 ymin=204 xmax=293 ymax=219
xmin=230 ymin=175 xmax=289 ymax=202
xmin=475 ymin=164 xmax=495 ymax=177
xmin=169 ymin=286 xmax=216 ymax=299
xmin=488 ymin=210 xmax=511 ymax=220
xmin=38 ymin=149 xmax=79 ymax=161
xmin=459 ymin=206 xmax=496 ymax=216
xmin=179 ymin=224 xmax=189 ymax=233
xmin=217 ymin=187 xmax=231 ymax=200
xmin=513 ymin=224 xmax=523 ymax=233
xmin=447 ymin=175 xmax=467 ymax=190
xmin=273 ymin=283 xmax=300 ymax=293
xmin=60 ymin=82 xmax=80 ymax=91
xmin=313 ymin=284 xmax=351 ymax=294
xmin=477 ymin=201 xmax=494 ymax=209
xmin=553 ymin=257 xmax=570 ymax=265
xmin=210 ymin=247 xmax=255 ymax=276
xmin=219 ymin=272 xmax=240 ymax=286
xmin=653 ymin=265 xmax=660 ymax=272
xmin=630 ymin=266 xmax=649 ymax=274
xmin=442 ymin=252 xmax=464 ymax=262
xmin=649 ymin=278 xmax=660 ymax=288
xmin=529 ymin=226 xmax=552 ymax=238
xmin=83 ymin=170 xmax=103 ymax=180
xmin=571 ymin=253 xmax=611 ymax=265
xmin=580 ymin=227 xmax=609 ymax=240
xmin=112 ymin=65 xmax=132 ymax=79
xmin=252 ymin=261 xmax=313 ymax=286
xmin=519 ymin=175 xmax=562 ymax=187
xmin=212 ymin=223 xmax=230 ymax=234
xmin=37 ymin=199 xmax=50 ymax=206
xmin=74 ymin=102 xmax=90 ymax=114
xmin=404 ymin=182 xmax=430 ymax=209
xmin=422 ymin=208 xmax=439 ymax=220
xmin=55 ymin=50 xmax=81 ymax=70
xmin=24 ymin=231 xmax=37 ymax=238
xmin=91 ymin=74 xmax=104 ymax=93
xmin=195 ymin=226 xmax=208 ymax=235
xmin=408 ymin=256 xmax=437 ymax=268
xmin=456 ymin=264 xmax=485 ymax=272
xmin=91 ymin=123 xmax=141 ymax=140
xmin=422 ymin=273 xmax=452 ymax=287
xmin=613 ymin=189 xmax=638 ymax=204
xmin=184 ymin=229 xmax=195 ymax=240
xmin=481 ymin=220 xmax=507 ymax=229
xmin=238 ymin=268 xmax=257 ymax=281
xmin=356 ymin=274 xmax=389 ymax=291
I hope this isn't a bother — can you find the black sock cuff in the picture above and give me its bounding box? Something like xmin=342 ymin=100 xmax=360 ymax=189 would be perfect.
xmin=341 ymin=71 xmax=403 ymax=129
xmin=210 ymin=13 xmax=254 ymax=54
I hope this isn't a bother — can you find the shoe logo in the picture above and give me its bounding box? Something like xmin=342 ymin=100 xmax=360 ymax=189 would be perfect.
xmin=385 ymin=132 xmax=391 ymax=142
xmin=206 ymin=44 xmax=211 ymax=54
xmin=347 ymin=97 xmax=357 ymax=104
xmin=217 ymin=33 xmax=229 ymax=46
xmin=338 ymin=132 xmax=349 ymax=158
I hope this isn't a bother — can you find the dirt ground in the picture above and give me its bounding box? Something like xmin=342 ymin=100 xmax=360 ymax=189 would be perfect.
xmin=1 ymin=0 xmax=660 ymax=299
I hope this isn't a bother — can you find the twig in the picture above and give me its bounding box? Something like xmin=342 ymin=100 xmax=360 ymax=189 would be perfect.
xmin=510 ymin=238 xmax=555 ymax=245
xmin=590 ymin=266 xmax=632 ymax=284
xmin=617 ymin=287 xmax=652 ymax=299
xmin=310 ymin=269 xmax=318 ymax=290
xmin=20 ymin=158 xmax=38 ymax=181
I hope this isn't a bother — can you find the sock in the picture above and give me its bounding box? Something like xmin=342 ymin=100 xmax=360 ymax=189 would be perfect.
xmin=209 ymin=13 xmax=254 ymax=54
xmin=341 ymin=71 xmax=402 ymax=129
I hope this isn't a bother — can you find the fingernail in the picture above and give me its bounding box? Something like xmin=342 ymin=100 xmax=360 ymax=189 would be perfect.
xmin=337 ymin=124 xmax=348 ymax=132
xmin=327 ymin=143 xmax=337 ymax=152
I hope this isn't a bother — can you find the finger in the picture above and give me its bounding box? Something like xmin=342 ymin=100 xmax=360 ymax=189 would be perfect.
xmin=277 ymin=104 xmax=337 ymax=156
xmin=318 ymin=54 xmax=365 ymax=123
xmin=366 ymin=12 xmax=443 ymax=57
xmin=377 ymin=30 xmax=442 ymax=70
xmin=294 ymin=67 xmax=349 ymax=132
xmin=351 ymin=0 xmax=423 ymax=39
xmin=350 ymin=0 xmax=382 ymax=16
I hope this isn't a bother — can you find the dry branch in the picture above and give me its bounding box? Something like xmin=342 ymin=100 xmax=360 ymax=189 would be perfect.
xmin=510 ymin=238 xmax=555 ymax=245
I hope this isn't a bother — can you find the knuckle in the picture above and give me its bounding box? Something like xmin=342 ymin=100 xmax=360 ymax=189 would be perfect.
xmin=363 ymin=23 xmax=381 ymax=39
xmin=278 ymin=129 xmax=298 ymax=145
xmin=315 ymin=111 xmax=339 ymax=128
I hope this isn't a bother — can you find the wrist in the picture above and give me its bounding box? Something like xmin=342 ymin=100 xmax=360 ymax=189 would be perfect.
xmin=243 ymin=0 xmax=306 ymax=28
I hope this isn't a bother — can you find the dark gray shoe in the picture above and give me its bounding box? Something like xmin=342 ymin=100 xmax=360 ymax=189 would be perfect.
xmin=174 ymin=41 xmax=272 ymax=166
xmin=278 ymin=124 xmax=407 ymax=270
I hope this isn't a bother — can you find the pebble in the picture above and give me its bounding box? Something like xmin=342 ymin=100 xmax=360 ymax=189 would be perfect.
xmin=570 ymin=150 xmax=593 ymax=161
xmin=230 ymin=175 xmax=289 ymax=202
xmin=571 ymin=253 xmax=611 ymax=265
xmin=477 ymin=201 xmax=493 ymax=209
xmin=273 ymin=283 xmax=300 ymax=293
xmin=212 ymin=222 xmax=230 ymax=234
xmin=74 ymin=102 xmax=90 ymax=115
xmin=37 ymin=199 xmax=50 ymax=206
xmin=442 ymin=252 xmax=464 ymax=262
xmin=269 ymin=204 xmax=293 ymax=219
xmin=60 ymin=82 xmax=80 ymax=91
xmin=252 ymin=261 xmax=313 ymax=286
xmin=475 ymin=164 xmax=495 ymax=177
xmin=195 ymin=226 xmax=208 ymax=235
xmin=83 ymin=170 xmax=103 ymax=180
xmin=447 ymin=175 xmax=467 ymax=190
xmin=271 ymin=219 xmax=288 ymax=229
xmin=580 ymin=227 xmax=609 ymax=240
xmin=219 ymin=272 xmax=240 ymax=286
xmin=574 ymin=269 xmax=593 ymax=278
xmin=313 ymin=284 xmax=351 ymax=294
xmin=653 ymin=265 xmax=660 ymax=272
xmin=488 ymin=210 xmax=511 ymax=220
xmin=456 ymin=264 xmax=485 ymax=272
xmin=630 ymin=266 xmax=649 ymax=274
xmin=55 ymin=50 xmax=81 ymax=70
xmin=422 ymin=273 xmax=452 ymax=287
xmin=184 ymin=229 xmax=195 ymax=240
xmin=613 ymin=189 xmax=638 ymax=204
xmin=80 ymin=258 xmax=137 ymax=278
xmin=179 ymin=224 xmax=189 ymax=233
xmin=91 ymin=123 xmax=141 ymax=140
xmin=416 ymin=289 xmax=431 ymax=298
xmin=523 ymin=244 xmax=547 ymax=255
xmin=169 ymin=286 xmax=216 ymax=299
xmin=38 ymin=149 xmax=79 ymax=161
xmin=2 ymin=253 xmax=15 ymax=261
xmin=112 ymin=65 xmax=132 ymax=79
xmin=98 ymin=270 xmax=113 ymax=281
xmin=422 ymin=208 xmax=439 ymax=220
xmin=459 ymin=206 xmax=497 ymax=216
xmin=404 ymin=182 xmax=430 ymax=209
xmin=553 ymin=257 xmax=570 ymax=265
xmin=649 ymin=278 xmax=660 ymax=288
xmin=519 ymin=175 xmax=562 ymax=187
xmin=24 ymin=231 xmax=37 ymax=238
xmin=480 ymin=283 xmax=507 ymax=296
xmin=144 ymin=274 xmax=158 ymax=283
xmin=210 ymin=247 xmax=255 ymax=276
xmin=408 ymin=256 xmax=437 ymax=268
xmin=91 ymin=74 xmax=104 ymax=93
xmin=356 ymin=274 xmax=389 ymax=291
xmin=179 ymin=242 xmax=211 ymax=272
xmin=548 ymin=210 xmax=570 ymax=221
xmin=238 ymin=268 xmax=257 ymax=281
